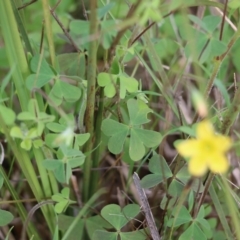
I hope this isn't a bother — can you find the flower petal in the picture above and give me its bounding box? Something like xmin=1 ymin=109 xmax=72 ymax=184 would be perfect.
xmin=196 ymin=120 xmax=215 ymax=140
xmin=212 ymin=135 xmax=232 ymax=152
xmin=176 ymin=139 xmax=201 ymax=157
xmin=188 ymin=156 xmax=208 ymax=177
xmin=207 ymin=155 xmax=229 ymax=174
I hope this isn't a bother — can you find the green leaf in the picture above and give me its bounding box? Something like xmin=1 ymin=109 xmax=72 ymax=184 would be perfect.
xmin=188 ymin=191 xmax=194 ymax=212
xmin=101 ymin=204 xmax=140 ymax=230
xmin=168 ymin=179 xmax=185 ymax=197
xmin=17 ymin=99 xmax=55 ymax=133
xmin=42 ymin=160 xmax=65 ymax=183
xmin=70 ymin=20 xmax=90 ymax=36
xmin=102 ymin=99 xmax=161 ymax=160
xmin=46 ymin=122 xmax=66 ymax=133
xmin=49 ymin=79 xmax=81 ymax=106
xmin=21 ymin=139 xmax=32 ymax=150
xmin=10 ymin=126 xmax=24 ymax=139
xmin=98 ymin=73 xmax=138 ymax=98
xmin=188 ymin=15 xmax=221 ymax=33
xmin=210 ymin=39 xmax=227 ymax=56
xmin=17 ymin=112 xmax=34 ymax=121
xmin=58 ymin=214 xmax=84 ymax=240
xmin=86 ymin=215 xmax=112 ymax=238
xmin=167 ymin=206 xmax=192 ymax=227
xmin=154 ymin=38 xmax=179 ymax=59
xmin=54 ymin=200 xmax=69 ymax=214
xmin=119 ymin=76 xmax=138 ymax=99
xmin=133 ymin=128 xmax=162 ymax=148
xmin=176 ymin=166 xmax=204 ymax=193
xmin=0 ymin=105 xmax=16 ymax=125
xmin=98 ymin=73 xmax=117 ymax=98
xmin=57 ymin=53 xmax=86 ymax=78
xmin=140 ymin=155 xmax=172 ymax=188
xmin=102 ymin=119 xmax=129 ymax=154
xmin=129 ymin=128 xmax=162 ymax=161
xmin=30 ymin=55 xmax=55 ymax=75
xmin=53 ymin=187 xmax=72 ymax=207
xmin=26 ymin=55 xmax=56 ymax=90
xmin=202 ymin=16 xmax=221 ymax=32
xmin=75 ymin=133 xmax=90 ymax=146
xmin=0 ymin=209 xmax=13 ymax=226
xmin=100 ymin=20 xmax=117 ymax=49
xmin=128 ymin=99 xmax=152 ymax=125
xmin=229 ymin=0 xmax=240 ymax=9
xmin=120 ymin=229 xmax=148 ymax=240
xmin=97 ymin=2 xmax=115 ymax=19
xmin=93 ymin=230 xmax=118 ymax=240
xmin=179 ymin=222 xmax=207 ymax=240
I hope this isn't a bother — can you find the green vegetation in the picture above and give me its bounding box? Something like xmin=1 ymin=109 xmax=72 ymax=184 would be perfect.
xmin=1 ymin=0 xmax=240 ymax=239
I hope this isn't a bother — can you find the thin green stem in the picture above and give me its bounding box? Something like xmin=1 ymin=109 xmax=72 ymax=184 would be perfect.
xmin=83 ymin=0 xmax=98 ymax=202
xmin=209 ymin=183 xmax=233 ymax=239
xmin=220 ymin=82 xmax=240 ymax=134
xmin=0 ymin=0 xmax=29 ymax=111
xmin=90 ymin=87 xmax=104 ymax=196
xmin=41 ymin=0 xmax=56 ymax=67
xmin=10 ymin=0 xmax=34 ymax=55
xmin=221 ymin=177 xmax=240 ymax=239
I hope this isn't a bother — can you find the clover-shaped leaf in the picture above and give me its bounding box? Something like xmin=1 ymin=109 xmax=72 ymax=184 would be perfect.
xmin=17 ymin=99 xmax=55 ymax=135
xmin=57 ymin=53 xmax=86 ymax=78
xmin=94 ymin=205 xmax=145 ymax=240
xmin=0 ymin=105 xmax=15 ymax=126
xmin=101 ymin=204 xmax=140 ymax=230
xmin=49 ymin=77 xmax=81 ymax=106
xmin=10 ymin=125 xmax=39 ymax=150
xmin=0 ymin=209 xmax=13 ymax=226
xmin=98 ymin=73 xmax=118 ymax=98
xmin=102 ymin=99 xmax=162 ymax=161
xmin=52 ymin=187 xmax=76 ymax=214
xmin=170 ymin=205 xmax=210 ymax=240
xmin=140 ymin=154 xmax=173 ymax=188
xmin=102 ymin=119 xmax=129 ymax=154
xmin=46 ymin=115 xmax=90 ymax=148
xmin=26 ymin=55 xmax=56 ymax=90
xmin=176 ymin=166 xmax=204 ymax=193
xmin=42 ymin=145 xmax=85 ymax=184
xmin=42 ymin=159 xmax=65 ymax=183
xmin=100 ymin=20 xmax=117 ymax=49
xmin=93 ymin=230 xmax=118 ymax=240
xmin=98 ymin=73 xmax=138 ymax=99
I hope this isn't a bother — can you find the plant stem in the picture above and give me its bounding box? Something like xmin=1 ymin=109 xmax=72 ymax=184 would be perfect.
xmin=83 ymin=0 xmax=98 ymax=202
xmin=90 ymin=87 xmax=104 ymax=196
xmin=0 ymin=0 xmax=29 ymax=111
xmin=220 ymin=83 xmax=240 ymax=134
xmin=41 ymin=0 xmax=56 ymax=67
xmin=208 ymin=184 xmax=233 ymax=239
xmin=10 ymin=0 xmax=34 ymax=55
xmin=221 ymin=177 xmax=240 ymax=240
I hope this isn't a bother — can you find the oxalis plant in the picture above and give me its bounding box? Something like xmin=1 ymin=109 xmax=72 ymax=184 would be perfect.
xmin=1 ymin=0 xmax=240 ymax=239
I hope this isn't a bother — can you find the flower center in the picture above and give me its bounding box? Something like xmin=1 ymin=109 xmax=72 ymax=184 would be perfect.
xmin=202 ymin=141 xmax=214 ymax=152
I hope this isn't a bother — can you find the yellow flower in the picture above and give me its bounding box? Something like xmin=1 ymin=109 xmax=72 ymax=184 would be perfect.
xmin=176 ymin=120 xmax=232 ymax=177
